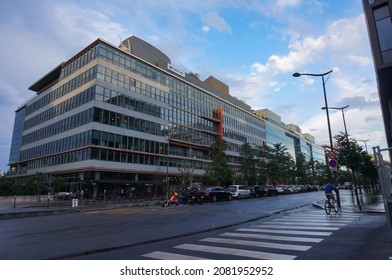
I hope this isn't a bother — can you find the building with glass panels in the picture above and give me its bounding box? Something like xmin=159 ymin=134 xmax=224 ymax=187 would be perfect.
xmin=363 ymin=0 xmax=392 ymax=160
xmin=8 ymin=36 xmax=326 ymax=197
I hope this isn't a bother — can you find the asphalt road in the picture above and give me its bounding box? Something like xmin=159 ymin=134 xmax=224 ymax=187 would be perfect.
xmin=0 ymin=191 xmax=390 ymax=260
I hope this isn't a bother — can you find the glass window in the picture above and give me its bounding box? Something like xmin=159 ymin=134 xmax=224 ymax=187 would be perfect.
xmin=374 ymin=5 xmax=389 ymax=20
xmin=376 ymin=16 xmax=392 ymax=51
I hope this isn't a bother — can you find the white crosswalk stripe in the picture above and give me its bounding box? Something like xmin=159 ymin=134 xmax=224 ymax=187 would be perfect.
xmin=236 ymin=228 xmax=333 ymax=236
xmin=174 ymin=243 xmax=297 ymax=260
xmin=220 ymin=232 xmax=323 ymax=243
xmin=142 ymin=211 xmax=362 ymax=260
xmin=142 ymin=251 xmax=211 ymax=260
xmin=252 ymin=224 xmax=340 ymax=230
xmin=200 ymin=237 xmax=312 ymax=251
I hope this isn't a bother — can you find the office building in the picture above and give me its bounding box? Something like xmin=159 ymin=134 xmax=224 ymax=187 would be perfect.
xmin=8 ymin=36 xmax=325 ymax=197
xmin=363 ymin=0 xmax=392 ymax=159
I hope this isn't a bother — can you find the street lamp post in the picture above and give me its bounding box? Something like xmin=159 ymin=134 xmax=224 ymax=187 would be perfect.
xmin=322 ymin=105 xmax=362 ymax=211
xmin=321 ymin=105 xmax=350 ymax=146
xmin=358 ymin=139 xmax=369 ymax=154
xmin=293 ymin=70 xmax=334 ymax=150
xmin=293 ymin=70 xmax=341 ymax=207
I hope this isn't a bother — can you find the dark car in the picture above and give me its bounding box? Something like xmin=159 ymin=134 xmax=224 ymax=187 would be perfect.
xmin=248 ymin=185 xmax=279 ymax=197
xmin=199 ymin=186 xmax=233 ymax=202
xmin=247 ymin=185 xmax=265 ymax=198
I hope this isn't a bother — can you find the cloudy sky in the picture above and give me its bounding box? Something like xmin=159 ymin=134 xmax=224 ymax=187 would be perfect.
xmin=0 ymin=0 xmax=386 ymax=171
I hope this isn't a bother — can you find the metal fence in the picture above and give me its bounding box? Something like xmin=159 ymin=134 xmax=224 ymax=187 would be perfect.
xmin=372 ymin=146 xmax=392 ymax=241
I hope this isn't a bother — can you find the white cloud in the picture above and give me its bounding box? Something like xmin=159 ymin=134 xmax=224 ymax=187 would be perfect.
xmin=201 ymin=12 xmax=232 ymax=33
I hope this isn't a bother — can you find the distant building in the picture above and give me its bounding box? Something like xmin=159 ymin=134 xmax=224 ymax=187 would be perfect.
xmin=363 ymin=0 xmax=392 ymax=159
xmin=8 ymin=36 xmax=325 ymax=196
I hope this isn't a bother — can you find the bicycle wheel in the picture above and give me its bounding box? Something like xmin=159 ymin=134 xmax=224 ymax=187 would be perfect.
xmin=324 ymin=200 xmax=331 ymax=214
xmin=333 ymin=201 xmax=339 ymax=213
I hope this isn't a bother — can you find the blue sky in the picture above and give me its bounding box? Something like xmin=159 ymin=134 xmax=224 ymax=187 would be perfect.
xmin=0 ymin=0 xmax=386 ymax=171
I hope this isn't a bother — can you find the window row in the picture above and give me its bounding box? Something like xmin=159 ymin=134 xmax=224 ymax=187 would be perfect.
xmin=25 ymin=86 xmax=96 ymax=130
xmin=60 ymin=43 xmax=99 ymax=80
xmin=20 ymin=130 xmax=92 ymax=161
xmin=91 ymin=148 xmax=209 ymax=170
xmin=92 ymin=129 xmax=167 ymax=154
xmin=27 ymin=147 xmax=210 ymax=171
xmin=26 ymin=65 xmax=97 ymax=116
xmin=96 ymin=64 xmax=170 ymax=105
xmin=95 ymin=85 xmax=169 ymax=120
xmin=93 ymin=107 xmax=166 ymax=136
xmin=22 ymin=108 xmax=94 ymax=146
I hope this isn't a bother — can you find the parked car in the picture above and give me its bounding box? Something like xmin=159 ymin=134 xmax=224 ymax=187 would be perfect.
xmin=199 ymin=187 xmax=233 ymax=202
xmin=247 ymin=185 xmax=278 ymax=197
xmin=54 ymin=192 xmax=75 ymax=200
xmin=247 ymin=185 xmax=264 ymax=198
xmin=227 ymin=185 xmax=251 ymax=199
xmin=261 ymin=185 xmax=279 ymax=196
xmin=283 ymin=185 xmax=295 ymax=194
xmin=275 ymin=185 xmax=285 ymax=194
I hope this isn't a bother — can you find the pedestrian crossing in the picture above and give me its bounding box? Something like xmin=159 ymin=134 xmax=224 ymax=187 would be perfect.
xmin=142 ymin=210 xmax=362 ymax=260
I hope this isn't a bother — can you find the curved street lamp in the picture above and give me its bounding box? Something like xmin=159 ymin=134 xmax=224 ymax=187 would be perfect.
xmin=321 ymin=105 xmax=350 ymax=146
xmin=293 ymin=70 xmax=334 ymax=150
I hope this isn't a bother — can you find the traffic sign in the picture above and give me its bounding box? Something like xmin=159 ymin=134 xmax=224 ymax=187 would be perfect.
xmin=328 ymin=159 xmax=337 ymax=168
xmin=327 ymin=150 xmax=337 ymax=159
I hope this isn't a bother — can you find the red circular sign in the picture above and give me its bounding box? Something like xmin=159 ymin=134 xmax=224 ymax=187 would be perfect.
xmin=328 ymin=150 xmax=337 ymax=159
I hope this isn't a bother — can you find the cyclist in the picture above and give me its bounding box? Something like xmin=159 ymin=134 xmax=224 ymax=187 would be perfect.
xmin=324 ymin=183 xmax=338 ymax=204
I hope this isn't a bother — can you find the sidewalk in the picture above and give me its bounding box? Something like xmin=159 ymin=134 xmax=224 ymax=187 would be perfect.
xmin=312 ymin=191 xmax=386 ymax=214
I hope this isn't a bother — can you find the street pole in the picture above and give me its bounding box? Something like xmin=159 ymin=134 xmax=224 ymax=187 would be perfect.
xmin=323 ymin=105 xmax=362 ymax=211
xmin=293 ymin=70 xmax=334 ymax=150
xmin=293 ymin=70 xmax=341 ymax=207
xmin=322 ymin=75 xmax=334 ymax=150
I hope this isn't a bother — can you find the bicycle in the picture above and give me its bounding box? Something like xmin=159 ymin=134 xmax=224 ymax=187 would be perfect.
xmin=324 ymin=198 xmax=339 ymax=214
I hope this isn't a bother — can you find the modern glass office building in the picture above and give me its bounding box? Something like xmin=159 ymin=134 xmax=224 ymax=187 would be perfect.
xmin=8 ymin=36 xmax=325 ymax=197
xmin=363 ymin=0 xmax=392 ymax=160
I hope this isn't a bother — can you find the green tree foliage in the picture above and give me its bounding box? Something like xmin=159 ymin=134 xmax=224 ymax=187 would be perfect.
xmin=51 ymin=176 xmax=69 ymax=193
xmin=0 ymin=176 xmax=15 ymax=195
xmin=258 ymin=143 xmax=296 ymax=185
xmin=178 ymin=162 xmax=194 ymax=189
xmin=239 ymin=142 xmax=257 ymax=185
xmin=203 ymin=139 xmax=232 ymax=186
xmin=333 ymin=132 xmax=377 ymax=186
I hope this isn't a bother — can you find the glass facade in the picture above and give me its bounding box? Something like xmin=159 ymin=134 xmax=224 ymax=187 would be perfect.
xmin=374 ymin=4 xmax=392 ymax=63
xmin=8 ymin=37 xmax=326 ymax=196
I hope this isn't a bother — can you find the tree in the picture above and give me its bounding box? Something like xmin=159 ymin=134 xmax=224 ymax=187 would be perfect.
xmin=257 ymin=143 xmax=272 ymax=184
xmin=313 ymin=161 xmax=332 ymax=186
xmin=334 ymin=131 xmax=378 ymax=209
xmin=203 ymin=139 xmax=232 ymax=186
xmin=295 ymin=153 xmax=312 ymax=184
xmin=51 ymin=176 xmax=68 ymax=194
xmin=260 ymin=143 xmax=294 ymax=185
xmin=0 ymin=176 xmax=15 ymax=196
xmin=239 ymin=142 xmax=257 ymax=185
xmin=178 ymin=162 xmax=194 ymax=189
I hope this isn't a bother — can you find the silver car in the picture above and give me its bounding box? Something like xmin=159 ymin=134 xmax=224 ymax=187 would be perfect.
xmin=227 ymin=185 xmax=251 ymax=199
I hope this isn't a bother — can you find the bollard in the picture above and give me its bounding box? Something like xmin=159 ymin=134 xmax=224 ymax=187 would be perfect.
xmin=13 ymin=195 xmax=16 ymax=208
